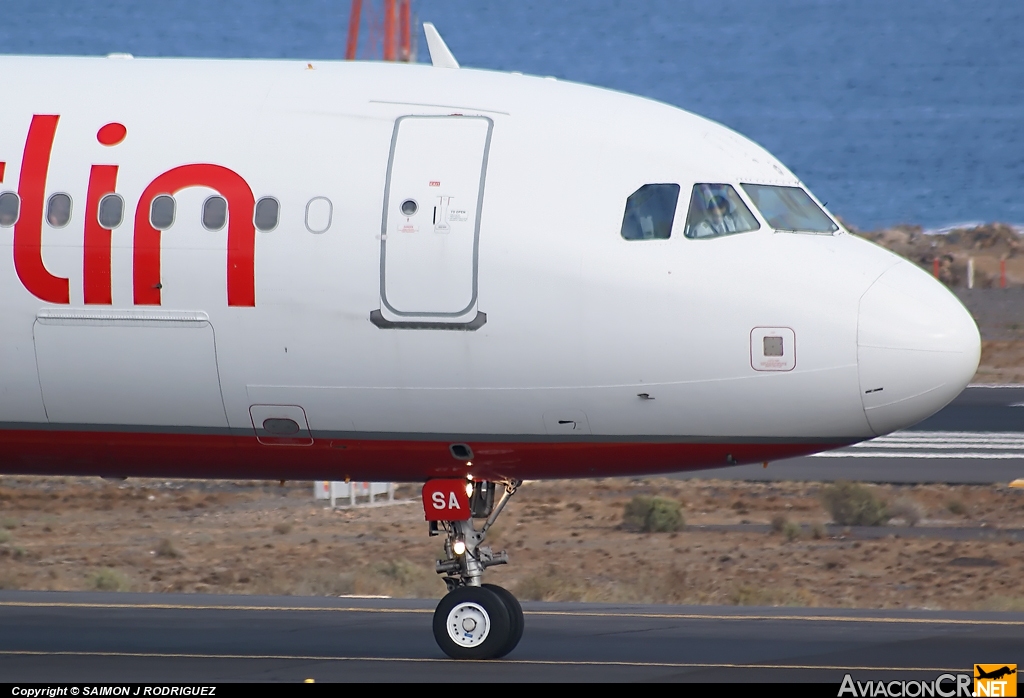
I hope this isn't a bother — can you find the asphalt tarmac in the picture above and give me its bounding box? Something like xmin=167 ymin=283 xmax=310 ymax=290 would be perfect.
xmin=0 ymin=591 xmax=1020 ymax=683
xmin=680 ymin=386 xmax=1024 ymax=484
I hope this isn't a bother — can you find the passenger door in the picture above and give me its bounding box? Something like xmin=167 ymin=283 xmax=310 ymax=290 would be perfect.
xmin=372 ymin=115 xmax=491 ymax=329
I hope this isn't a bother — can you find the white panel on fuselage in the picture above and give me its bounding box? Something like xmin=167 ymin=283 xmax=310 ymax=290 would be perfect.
xmin=380 ymin=115 xmax=491 ymax=319
xmin=33 ymin=310 xmax=228 ymax=427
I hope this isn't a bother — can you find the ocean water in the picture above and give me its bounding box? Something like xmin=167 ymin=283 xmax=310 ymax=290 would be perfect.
xmin=0 ymin=0 xmax=1020 ymax=230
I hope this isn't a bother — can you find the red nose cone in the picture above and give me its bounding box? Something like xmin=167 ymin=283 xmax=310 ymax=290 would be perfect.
xmin=97 ymin=123 xmax=127 ymax=146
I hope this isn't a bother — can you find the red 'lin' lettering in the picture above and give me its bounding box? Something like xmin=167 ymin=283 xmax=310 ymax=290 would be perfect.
xmin=134 ymin=165 xmax=256 ymax=307
xmin=14 ymin=115 xmax=70 ymax=304
xmin=83 ymin=165 xmax=119 ymax=305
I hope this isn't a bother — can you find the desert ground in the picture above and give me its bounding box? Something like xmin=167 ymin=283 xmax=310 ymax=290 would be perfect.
xmin=0 ymin=476 xmax=1021 ymax=611
xmin=1 ymin=223 xmax=1023 ymax=609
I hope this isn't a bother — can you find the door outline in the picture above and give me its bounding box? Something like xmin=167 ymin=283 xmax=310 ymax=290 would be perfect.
xmin=374 ymin=115 xmax=492 ymax=328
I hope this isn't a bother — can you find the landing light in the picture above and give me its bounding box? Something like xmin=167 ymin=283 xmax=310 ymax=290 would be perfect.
xmin=465 ymin=482 xmax=474 ymax=497
xmin=453 ymin=539 xmax=466 ymax=556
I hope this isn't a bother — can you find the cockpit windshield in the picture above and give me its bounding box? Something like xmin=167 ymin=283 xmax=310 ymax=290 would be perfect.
xmin=683 ymin=184 xmax=760 ymax=239
xmin=741 ymin=184 xmax=838 ymax=234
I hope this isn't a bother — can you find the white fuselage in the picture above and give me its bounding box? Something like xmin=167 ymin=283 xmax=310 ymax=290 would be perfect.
xmin=0 ymin=56 xmax=980 ymax=481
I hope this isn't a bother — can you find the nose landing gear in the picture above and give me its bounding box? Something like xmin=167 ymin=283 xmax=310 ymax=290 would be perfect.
xmin=426 ymin=479 xmax=523 ymax=659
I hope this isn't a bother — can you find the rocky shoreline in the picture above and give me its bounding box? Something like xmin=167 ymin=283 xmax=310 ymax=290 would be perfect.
xmin=848 ymin=221 xmax=1024 ymax=382
xmin=850 ymin=220 xmax=1024 ymax=290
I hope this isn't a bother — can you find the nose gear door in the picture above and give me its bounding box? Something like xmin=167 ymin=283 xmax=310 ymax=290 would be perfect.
xmin=371 ymin=115 xmax=492 ymax=330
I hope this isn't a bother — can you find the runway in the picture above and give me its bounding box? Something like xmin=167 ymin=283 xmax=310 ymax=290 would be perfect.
xmin=0 ymin=591 xmax=1020 ymax=683
xmin=680 ymin=385 xmax=1024 ymax=483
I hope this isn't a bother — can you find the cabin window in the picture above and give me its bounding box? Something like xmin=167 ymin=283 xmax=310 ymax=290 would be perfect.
xmin=46 ymin=193 xmax=72 ymax=228
xmin=741 ymin=184 xmax=838 ymax=234
xmin=254 ymin=197 xmax=280 ymax=232
xmin=683 ymin=184 xmax=760 ymax=239
xmin=620 ymin=184 xmax=680 ymax=240
xmin=150 ymin=195 xmax=175 ymax=230
xmin=98 ymin=194 xmax=124 ymax=229
xmin=305 ymin=196 xmax=332 ymax=234
xmin=202 ymin=195 xmax=227 ymax=231
xmin=0 ymin=192 xmax=20 ymax=227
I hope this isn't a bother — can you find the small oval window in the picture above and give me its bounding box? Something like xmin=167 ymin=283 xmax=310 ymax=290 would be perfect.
xmin=262 ymin=418 xmax=300 ymax=435
xmin=150 ymin=195 xmax=175 ymax=230
xmin=46 ymin=193 xmax=72 ymax=228
xmin=254 ymin=197 xmax=280 ymax=232
xmin=305 ymin=196 xmax=332 ymax=234
xmin=0 ymin=192 xmax=20 ymax=227
xmin=202 ymin=195 xmax=227 ymax=231
xmin=98 ymin=194 xmax=124 ymax=229
xmin=400 ymin=199 xmax=418 ymax=216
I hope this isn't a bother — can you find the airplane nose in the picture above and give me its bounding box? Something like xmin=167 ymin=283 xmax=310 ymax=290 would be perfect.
xmin=858 ymin=261 xmax=980 ymax=435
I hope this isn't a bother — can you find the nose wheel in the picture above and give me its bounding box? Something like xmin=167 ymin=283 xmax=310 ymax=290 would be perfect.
xmin=433 ymin=584 xmax=523 ymax=659
xmin=425 ymin=479 xmax=524 ymax=659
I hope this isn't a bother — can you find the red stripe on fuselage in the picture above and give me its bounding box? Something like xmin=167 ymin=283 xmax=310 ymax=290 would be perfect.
xmin=134 ymin=164 xmax=256 ymax=306
xmin=14 ymin=115 xmax=70 ymax=304
xmin=0 ymin=428 xmax=846 ymax=482
xmin=83 ymin=164 xmax=119 ymax=305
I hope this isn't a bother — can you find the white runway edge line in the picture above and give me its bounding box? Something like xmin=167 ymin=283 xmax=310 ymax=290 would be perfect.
xmin=811 ymin=431 xmax=1024 ymax=459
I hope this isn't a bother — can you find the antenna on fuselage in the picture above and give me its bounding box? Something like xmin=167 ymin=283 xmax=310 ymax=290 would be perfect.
xmin=422 ymin=22 xmax=460 ymax=68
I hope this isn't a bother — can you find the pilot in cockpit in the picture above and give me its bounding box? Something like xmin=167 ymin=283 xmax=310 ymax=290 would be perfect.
xmin=689 ymin=193 xmax=739 ymax=238
xmin=705 ymin=195 xmax=739 ymax=235
xmin=684 ymin=184 xmax=760 ymax=239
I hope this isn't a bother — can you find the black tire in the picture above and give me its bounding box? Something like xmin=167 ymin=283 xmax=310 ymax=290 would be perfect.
xmin=433 ymin=585 xmax=512 ymax=660
xmin=483 ymin=584 xmax=524 ymax=658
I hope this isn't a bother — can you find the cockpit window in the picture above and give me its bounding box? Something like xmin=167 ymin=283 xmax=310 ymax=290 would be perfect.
xmin=683 ymin=184 xmax=760 ymax=239
xmin=741 ymin=184 xmax=838 ymax=234
xmin=620 ymin=183 xmax=680 ymax=240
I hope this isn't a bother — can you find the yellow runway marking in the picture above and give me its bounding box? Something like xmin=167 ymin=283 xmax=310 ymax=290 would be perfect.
xmin=0 ymin=601 xmax=429 ymax=614
xmin=529 ymin=610 xmax=1024 ymax=627
xmin=0 ymin=650 xmax=960 ymax=672
xmin=1 ymin=600 xmax=1022 ymax=627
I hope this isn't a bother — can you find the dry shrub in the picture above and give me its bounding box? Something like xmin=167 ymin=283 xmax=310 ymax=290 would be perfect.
xmin=622 ymin=496 xmax=684 ymax=532
xmin=515 ymin=564 xmax=703 ymax=605
xmin=947 ymin=499 xmax=968 ymax=516
xmin=810 ymin=523 xmax=827 ymax=540
xmin=516 ymin=571 xmax=582 ymax=602
xmin=771 ymin=514 xmax=788 ymax=532
xmin=376 ymin=559 xmax=425 ymax=587
xmin=978 ymin=596 xmax=1024 ymax=612
xmin=286 ymin=569 xmax=357 ymax=597
xmin=729 ymin=584 xmax=817 ymax=607
xmin=782 ymin=521 xmax=801 ymax=542
xmin=273 ymin=522 xmax=293 ymax=535
xmin=0 ymin=530 xmax=9 ymax=545
xmin=155 ymin=538 xmax=180 ymax=558
xmin=822 ymin=554 xmax=845 ymax=570
xmin=821 ymin=482 xmax=889 ymax=526
xmin=266 ymin=559 xmax=439 ymax=599
xmin=888 ymin=499 xmax=924 ymax=527
xmin=92 ymin=568 xmax=130 ymax=592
